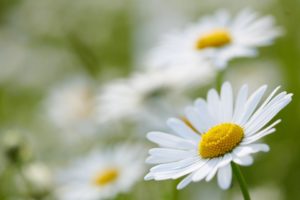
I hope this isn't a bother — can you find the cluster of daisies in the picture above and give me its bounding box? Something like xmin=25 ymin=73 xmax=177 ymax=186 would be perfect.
xmin=41 ymin=9 xmax=291 ymax=199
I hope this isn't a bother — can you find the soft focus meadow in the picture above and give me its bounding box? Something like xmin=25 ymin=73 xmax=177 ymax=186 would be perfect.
xmin=0 ymin=0 xmax=300 ymax=200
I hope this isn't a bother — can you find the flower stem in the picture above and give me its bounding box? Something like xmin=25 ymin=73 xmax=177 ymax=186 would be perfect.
xmin=231 ymin=162 xmax=251 ymax=200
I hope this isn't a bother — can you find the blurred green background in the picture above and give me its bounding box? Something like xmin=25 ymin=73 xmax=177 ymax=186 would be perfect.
xmin=0 ymin=0 xmax=300 ymax=199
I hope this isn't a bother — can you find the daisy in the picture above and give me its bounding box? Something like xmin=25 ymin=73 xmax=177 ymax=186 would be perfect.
xmin=96 ymin=64 xmax=214 ymax=124
xmin=56 ymin=144 xmax=145 ymax=200
xmin=23 ymin=162 xmax=53 ymax=196
xmin=146 ymin=9 xmax=282 ymax=69
xmin=45 ymin=77 xmax=97 ymax=134
xmin=145 ymin=82 xmax=292 ymax=190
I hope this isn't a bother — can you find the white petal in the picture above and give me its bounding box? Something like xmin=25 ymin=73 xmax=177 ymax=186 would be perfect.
xmin=232 ymin=154 xmax=253 ymax=166
xmin=148 ymin=147 xmax=193 ymax=156
xmin=171 ymin=159 xmax=208 ymax=179
xmin=233 ymin=143 xmax=270 ymax=157
xmin=185 ymin=107 xmax=207 ymax=133
xmin=146 ymin=148 xmax=195 ymax=164
xmin=144 ymin=173 xmax=154 ymax=180
xmin=215 ymin=46 xmax=256 ymax=69
xmin=167 ymin=118 xmax=201 ymax=141
xmin=153 ymin=159 xmax=207 ymax=180
xmin=206 ymin=154 xmax=232 ymax=181
xmin=232 ymin=84 xmax=248 ymax=122
xmin=242 ymin=119 xmax=281 ymax=145
xmin=150 ymin=156 xmax=200 ymax=173
xmin=194 ymin=98 xmax=217 ymax=129
xmin=215 ymin=10 xmax=231 ymax=26
xmin=207 ymin=88 xmax=221 ymax=122
xmin=244 ymin=93 xmax=292 ymax=135
xmin=244 ymin=91 xmax=285 ymax=130
xmin=217 ymin=164 xmax=232 ymax=190
xmin=237 ymin=85 xmax=268 ymax=125
xmin=192 ymin=159 xmax=219 ymax=182
xmin=242 ymin=129 xmax=275 ymax=145
xmin=177 ymin=173 xmax=194 ymax=190
xmin=147 ymin=131 xmax=196 ymax=149
xmin=232 ymin=9 xmax=258 ymax=30
xmin=252 ymin=86 xmax=281 ymax=114
xmin=220 ymin=82 xmax=233 ymax=122
xmin=204 ymin=157 xmax=221 ymax=182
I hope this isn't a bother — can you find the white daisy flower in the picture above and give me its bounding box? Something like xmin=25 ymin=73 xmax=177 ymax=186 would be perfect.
xmin=146 ymin=9 xmax=282 ymax=69
xmin=97 ymin=64 xmax=214 ymax=124
xmin=45 ymin=77 xmax=97 ymax=134
xmin=56 ymin=144 xmax=145 ymax=200
xmin=145 ymin=82 xmax=292 ymax=190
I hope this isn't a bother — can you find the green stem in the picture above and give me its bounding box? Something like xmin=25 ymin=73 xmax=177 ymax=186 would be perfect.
xmin=67 ymin=33 xmax=100 ymax=79
xmin=231 ymin=163 xmax=251 ymax=200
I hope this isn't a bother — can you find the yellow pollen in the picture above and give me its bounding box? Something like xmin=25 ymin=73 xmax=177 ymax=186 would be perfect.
xmin=195 ymin=29 xmax=232 ymax=50
xmin=93 ymin=168 xmax=119 ymax=186
xmin=199 ymin=123 xmax=244 ymax=158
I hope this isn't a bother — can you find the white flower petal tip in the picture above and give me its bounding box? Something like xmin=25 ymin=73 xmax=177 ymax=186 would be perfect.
xmin=176 ymin=174 xmax=194 ymax=190
xmin=234 ymin=144 xmax=270 ymax=158
xmin=217 ymin=164 xmax=232 ymax=190
xmin=145 ymin=157 xmax=155 ymax=164
xmin=144 ymin=82 xmax=291 ymax=190
xmin=262 ymin=145 xmax=270 ymax=152
xmin=146 ymin=131 xmax=160 ymax=141
xmin=166 ymin=118 xmax=183 ymax=128
xmin=233 ymin=155 xmax=254 ymax=166
xmin=287 ymin=93 xmax=293 ymax=99
xmin=176 ymin=181 xmax=189 ymax=190
xmin=144 ymin=174 xmax=154 ymax=181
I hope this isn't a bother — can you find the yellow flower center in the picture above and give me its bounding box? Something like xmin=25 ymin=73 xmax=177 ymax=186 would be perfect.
xmin=199 ymin=123 xmax=244 ymax=158
xmin=195 ymin=29 xmax=232 ymax=50
xmin=93 ymin=168 xmax=119 ymax=186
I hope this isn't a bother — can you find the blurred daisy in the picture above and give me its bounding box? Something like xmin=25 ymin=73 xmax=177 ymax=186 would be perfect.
xmin=147 ymin=9 xmax=282 ymax=69
xmin=145 ymin=82 xmax=292 ymax=190
xmin=56 ymin=144 xmax=145 ymax=200
xmin=45 ymin=77 xmax=97 ymax=134
xmin=96 ymin=64 xmax=214 ymax=124
xmin=23 ymin=162 xmax=53 ymax=196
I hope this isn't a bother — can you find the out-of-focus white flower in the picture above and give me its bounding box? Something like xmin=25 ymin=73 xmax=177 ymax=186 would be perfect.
xmin=45 ymin=77 xmax=97 ymax=134
xmin=145 ymin=82 xmax=292 ymax=190
xmin=147 ymin=9 xmax=282 ymax=69
xmin=96 ymin=64 xmax=214 ymax=124
xmin=23 ymin=162 xmax=53 ymax=193
xmin=56 ymin=144 xmax=145 ymax=200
